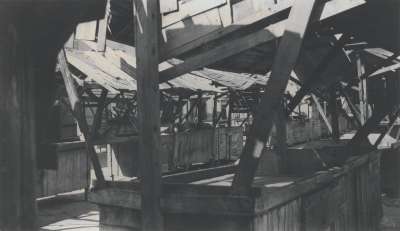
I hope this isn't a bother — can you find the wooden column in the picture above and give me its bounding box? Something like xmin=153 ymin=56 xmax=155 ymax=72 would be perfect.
xmin=330 ymin=87 xmax=340 ymax=140
xmin=133 ymin=0 xmax=164 ymax=230
xmin=274 ymin=102 xmax=288 ymax=173
xmin=356 ymin=53 xmax=368 ymax=124
xmin=231 ymin=0 xmax=317 ymax=195
xmin=0 ymin=16 xmax=37 ymax=231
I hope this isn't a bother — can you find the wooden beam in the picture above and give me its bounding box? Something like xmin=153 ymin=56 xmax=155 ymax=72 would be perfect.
xmin=374 ymin=109 xmax=400 ymax=148
xmin=96 ymin=0 xmax=110 ymax=52
xmin=330 ymin=87 xmax=340 ymax=140
xmin=0 ymin=22 xmax=37 ymax=231
xmin=347 ymin=107 xmax=392 ymax=155
xmin=311 ymin=94 xmax=333 ymax=135
xmin=161 ymin=0 xmax=365 ymax=59
xmin=339 ymin=86 xmax=362 ymax=128
xmin=159 ymin=23 xmax=286 ymax=83
xmin=231 ymin=0 xmax=318 ymax=195
xmin=58 ymin=49 xmax=106 ymax=186
xmin=356 ymin=53 xmax=368 ymax=124
xmin=287 ymin=34 xmax=350 ymax=114
xmin=274 ymin=103 xmax=288 ymax=173
xmin=133 ymin=0 xmax=164 ymax=230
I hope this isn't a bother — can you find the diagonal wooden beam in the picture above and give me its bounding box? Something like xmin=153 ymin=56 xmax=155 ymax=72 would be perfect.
xmin=58 ymin=49 xmax=106 ymax=186
xmin=339 ymin=86 xmax=362 ymax=128
xmin=231 ymin=0 xmax=318 ymax=195
xmin=159 ymin=0 xmax=364 ymax=83
xmin=286 ymin=34 xmax=350 ymax=114
xmin=161 ymin=0 xmax=365 ymax=60
xmin=159 ymin=23 xmax=285 ymax=83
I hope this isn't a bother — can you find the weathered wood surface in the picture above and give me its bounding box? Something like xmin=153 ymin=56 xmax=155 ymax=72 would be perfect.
xmin=36 ymin=142 xmax=89 ymax=198
xmin=0 ymin=17 xmax=38 ymax=231
xmin=134 ymin=0 xmax=163 ymax=230
xmin=160 ymin=0 xmax=365 ymax=60
xmin=90 ymin=151 xmax=381 ymax=231
xmin=108 ymin=127 xmax=243 ymax=178
xmin=232 ymin=0 xmax=318 ymax=195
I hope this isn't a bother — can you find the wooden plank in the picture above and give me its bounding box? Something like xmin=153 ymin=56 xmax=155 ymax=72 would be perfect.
xmin=75 ymin=20 xmax=97 ymax=41
xmin=162 ymin=0 xmax=227 ymax=27
xmin=160 ymin=0 xmax=178 ymax=14
xmin=133 ymin=0 xmax=164 ymax=230
xmin=159 ymin=21 xmax=286 ymax=83
xmin=231 ymin=0 xmax=318 ymax=195
xmin=162 ymin=8 xmax=223 ymax=55
xmin=311 ymin=94 xmax=333 ymax=135
xmin=161 ymin=0 xmax=365 ymax=60
xmin=97 ymin=0 xmax=110 ymax=51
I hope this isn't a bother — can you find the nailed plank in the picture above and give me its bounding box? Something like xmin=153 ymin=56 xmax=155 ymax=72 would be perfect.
xmin=133 ymin=0 xmax=164 ymax=230
xmin=231 ymin=0 xmax=318 ymax=195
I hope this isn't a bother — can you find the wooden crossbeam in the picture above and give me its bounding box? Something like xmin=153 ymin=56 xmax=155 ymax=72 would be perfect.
xmin=231 ymin=0 xmax=318 ymax=195
xmin=133 ymin=0 xmax=164 ymax=230
xmin=347 ymin=106 xmax=393 ymax=155
xmin=161 ymin=0 xmax=365 ymax=60
xmin=159 ymin=23 xmax=286 ymax=83
xmin=374 ymin=109 xmax=400 ymax=148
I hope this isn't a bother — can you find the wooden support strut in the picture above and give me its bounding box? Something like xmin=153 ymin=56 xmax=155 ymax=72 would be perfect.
xmin=339 ymin=86 xmax=362 ymax=128
xmin=231 ymin=0 xmax=318 ymax=195
xmin=311 ymin=93 xmax=333 ymax=135
xmin=330 ymin=87 xmax=340 ymax=140
xmin=286 ymin=34 xmax=350 ymax=115
xmin=57 ymin=49 xmax=106 ymax=186
xmin=133 ymin=0 xmax=164 ymax=230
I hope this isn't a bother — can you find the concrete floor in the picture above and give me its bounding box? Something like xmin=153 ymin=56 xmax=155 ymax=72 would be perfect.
xmin=38 ymin=191 xmax=100 ymax=231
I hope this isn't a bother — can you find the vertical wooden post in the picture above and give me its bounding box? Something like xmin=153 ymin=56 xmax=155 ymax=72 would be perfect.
xmin=330 ymin=87 xmax=340 ymax=140
xmin=133 ymin=0 xmax=164 ymax=230
xmin=311 ymin=94 xmax=333 ymax=135
xmin=274 ymin=102 xmax=288 ymax=173
xmin=228 ymin=91 xmax=232 ymax=128
xmin=0 ymin=18 xmax=37 ymax=231
xmin=356 ymin=53 xmax=368 ymax=124
xmin=231 ymin=0 xmax=317 ymax=195
xmin=97 ymin=0 xmax=110 ymax=52
xmin=213 ymin=94 xmax=218 ymax=127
